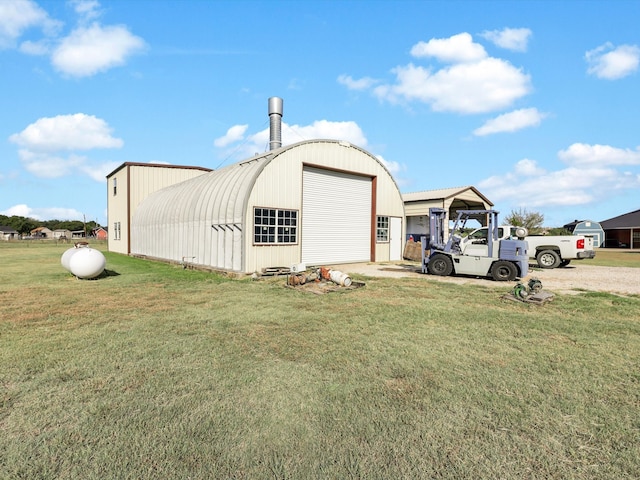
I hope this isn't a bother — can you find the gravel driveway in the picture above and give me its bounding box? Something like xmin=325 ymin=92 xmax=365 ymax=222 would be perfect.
xmin=338 ymin=261 xmax=640 ymax=296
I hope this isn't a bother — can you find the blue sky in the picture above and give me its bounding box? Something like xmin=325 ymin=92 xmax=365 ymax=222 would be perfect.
xmin=1 ymin=0 xmax=639 ymax=228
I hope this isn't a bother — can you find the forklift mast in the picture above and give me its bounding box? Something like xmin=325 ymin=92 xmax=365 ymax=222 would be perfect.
xmin=429 ymin=208 xmax=500 ymax=255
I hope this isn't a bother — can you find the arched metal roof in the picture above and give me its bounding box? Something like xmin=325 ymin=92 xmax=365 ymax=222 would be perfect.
xmin=131 ymin=139 xmax=404 ymax=270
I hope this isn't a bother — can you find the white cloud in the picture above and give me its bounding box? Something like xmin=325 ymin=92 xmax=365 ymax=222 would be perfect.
xmin=15 ymin=150 xmax=118 ymax=181
xmin=473 ymin=108 xmax=546 ymax=136
xmin=513 ymin=158 xmax=546 ymax=176
xmin=348 ymin=33 xmax=532 ymax=114
xmin=373 ymin=57 xmax=531 ymax=114
xmin=282 ymin=120 xmax=369 ymax=147
xmin=375 ymin=155 xmax=406 ymax=184
xmin=215 ymin=119 xmax=369 ymax=159
xmin=586 ymin=43 xmax=640 ymax=80
xmin=214 ymin=124 xmax=248 ymax=148
xmin=18 ymin=150 xmax=86 ymax=178
xmin=1 ymin=1 xmax=145 ymax=76
xmin=19 ymin=38 xmax=51 ymax=55
xmin=79 ymin=160 xmax=121 ymax=182
xmin=10 ymin=113 xmax=123 ymax=151
xmin=70 ymin=0 xmax=102 ymax=22
xmin=337 ymin=74 xmax=379 ymax=90
xmin=52 ymin=22 xmax=146 ymax=77
xmin=480 ymin=28 xmax=532 ymax=52
xmin=214 ymin=119 xmax=409 ymax=185
xmin=1 ymin=204 xmax=84 ymax=221
xmin=410 ymin=32 xmax=487 ymax=63
xmin=0 ymin=0 xmax=61 ymax=49
xmin=478 ymin=145 xmax=640 ymax=209
xmin=558 ymin=143 xmax=640 ymax=166
xmin=9 ymin=114 xmax=123 ymax=181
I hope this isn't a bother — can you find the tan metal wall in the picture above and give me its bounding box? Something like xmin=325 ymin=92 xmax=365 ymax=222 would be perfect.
xmin=244 ymin=140 xmax=404 ymax=273
xmin=107 ymin=164 xmax=210 ymax=254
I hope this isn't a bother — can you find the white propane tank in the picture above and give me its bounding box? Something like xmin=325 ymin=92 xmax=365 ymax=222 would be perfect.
xmin=61 ymin=247 xmax=80 ymax=271
xmin=68 ymin=247 xmax=106 ymax=279
xmin=329 ymin=269 xmax=352 ymax=287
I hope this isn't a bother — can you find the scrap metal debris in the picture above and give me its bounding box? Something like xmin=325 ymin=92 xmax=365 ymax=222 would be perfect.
xmin=505 ymin=277 xmax=555 ymax=304
xmin=276 ymin=265 xmax=364 ymax=294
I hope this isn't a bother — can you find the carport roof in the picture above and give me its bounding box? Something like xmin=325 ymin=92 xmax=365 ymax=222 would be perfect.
xmin=402 ymin=185 xmax=493 ymax=206
xmin=600 ymin=208 xmax=640 ymax=229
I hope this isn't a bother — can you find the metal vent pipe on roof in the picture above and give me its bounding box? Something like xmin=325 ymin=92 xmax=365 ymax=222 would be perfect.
xmin=268 ymin=97 xmax=283 ymax=150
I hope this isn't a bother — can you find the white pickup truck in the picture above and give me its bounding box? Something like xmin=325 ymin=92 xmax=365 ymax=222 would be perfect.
xmin=461 ymin=226 xmax=596 ymax=269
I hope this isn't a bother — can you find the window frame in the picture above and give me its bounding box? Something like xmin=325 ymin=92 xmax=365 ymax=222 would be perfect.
xmin=253 ymin=207 xmax=299 ymax=245
xmin=376 ymin=215 xmax=390 ymax=243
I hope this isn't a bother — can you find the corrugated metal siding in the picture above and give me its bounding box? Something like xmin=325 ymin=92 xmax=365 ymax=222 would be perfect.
xmin=302 ymin=166 xmax=372 ymax=265
xmin=107 ymin=164 xmax=209 ymax=255
xmin=131 ymin=158 xmax=268 ymax=270
xmin=129 ymin=165 xmax=208 ymax=213
xmin=404 ymin=200 xmax=442 ymax=217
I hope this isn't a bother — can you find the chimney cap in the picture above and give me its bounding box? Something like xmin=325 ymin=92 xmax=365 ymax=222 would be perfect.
xmin=268 ymin=97 xmax=283 ymax=116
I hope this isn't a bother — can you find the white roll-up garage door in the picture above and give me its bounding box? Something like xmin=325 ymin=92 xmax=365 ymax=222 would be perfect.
xmin=302 ymin=166 xmax=372 ymax=265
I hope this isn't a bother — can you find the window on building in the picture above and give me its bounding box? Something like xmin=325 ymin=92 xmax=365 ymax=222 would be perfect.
xmin=114 ymin=222 xmax=121 ymax=240
xmin=254 ymin=208 xmax=298 ymax=244
xmin=113 ymin=178 xmax=117 ymax=196
xmin=377 ymin=216 xmax=389 ymax=242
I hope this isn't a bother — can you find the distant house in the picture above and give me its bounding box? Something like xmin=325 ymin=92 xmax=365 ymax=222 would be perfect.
xmin=92 ymin=226 xmax=108 ymax=240
xmin=52 ymin=229 xmax=72 ymax=240
xmin=600 ymin=209 xmax=640 ymax=249
xmin=0 ymin=226 xmax=19 ymax=241
xmin=71 ymin=230 xmax=86 ymax=239
xmin=563 ymin=220 xmax=605 ymax=248
xmin=30 ymin=226 xmax=53 ymax=238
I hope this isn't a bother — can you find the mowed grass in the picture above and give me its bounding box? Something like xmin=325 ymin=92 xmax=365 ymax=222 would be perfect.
xmin=584 ymin=248 xmax=640 ymax=268
xmin=1 ymin=242 xmax=639 ymax=479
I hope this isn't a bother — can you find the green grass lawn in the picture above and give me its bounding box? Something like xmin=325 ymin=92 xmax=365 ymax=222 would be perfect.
xmin=584 ymin=248 xmax=640 ymax=267
xmin=1 ymin=242 xmax=639 ymax=479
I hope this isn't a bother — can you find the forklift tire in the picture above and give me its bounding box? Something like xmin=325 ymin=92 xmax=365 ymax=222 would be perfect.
xmin=490 ymin=260 xmax=517 ymax=281
xmin=427 ymin=254 xmax=453 ymax=276
xmin=536 ymin=249 xmax=560 ymax=269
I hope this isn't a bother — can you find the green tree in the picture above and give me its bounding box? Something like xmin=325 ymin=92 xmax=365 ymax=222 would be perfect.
xmin=504 ymin=208 xmax=545 ymax=234
xmin=546 ymin=227 xmax=572 ymax=235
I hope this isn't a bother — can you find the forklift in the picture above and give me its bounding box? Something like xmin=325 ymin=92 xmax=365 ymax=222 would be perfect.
xmin=421 ymin=208 xmax=528 ymax=281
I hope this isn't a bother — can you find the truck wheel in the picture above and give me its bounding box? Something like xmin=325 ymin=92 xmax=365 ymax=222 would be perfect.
xmin=536 ymin=250 xmax=560 ymax=268
xmin=559 ymin=259 xmax=571 ymax=268
xmin=490 ymin=260 xmax=517 ymax=281
xmin=427 ymin=254 xmax=453 ymax=276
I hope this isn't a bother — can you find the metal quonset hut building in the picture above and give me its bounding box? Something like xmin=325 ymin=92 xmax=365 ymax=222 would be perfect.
xmin=130 ymin=137 xmax=405 ymax=274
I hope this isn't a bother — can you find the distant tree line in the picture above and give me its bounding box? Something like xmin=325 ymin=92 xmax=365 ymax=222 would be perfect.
xmin=0 ymin=215 xmax=100 ymax=235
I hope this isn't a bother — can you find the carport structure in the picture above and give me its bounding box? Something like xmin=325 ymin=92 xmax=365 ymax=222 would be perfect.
xmin=600 ymin=208 xmax=640 ymax=249
xmin=403 ymin=186 xmax=493 ymax=241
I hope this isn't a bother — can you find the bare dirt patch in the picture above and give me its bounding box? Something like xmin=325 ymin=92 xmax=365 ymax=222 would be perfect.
xmin=337 ymin=261 xmax=640 ymax=296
